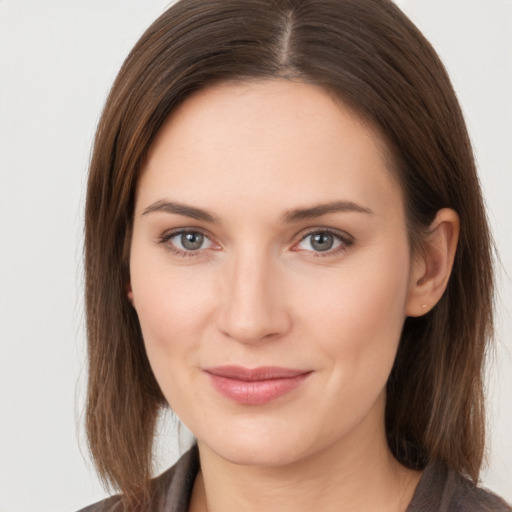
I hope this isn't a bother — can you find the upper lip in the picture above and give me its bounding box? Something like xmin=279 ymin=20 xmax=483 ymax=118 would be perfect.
xmin=204 ymin=366 xmax=310 ymax=381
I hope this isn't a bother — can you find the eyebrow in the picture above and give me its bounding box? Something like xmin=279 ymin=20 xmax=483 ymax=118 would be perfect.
xmin=142 ymin=200 xmax=219 ymax=223
xmin=282 ymin=201 xmax=374 ymax=223
xmin=141 ymin=199 xmax=373 ymax=224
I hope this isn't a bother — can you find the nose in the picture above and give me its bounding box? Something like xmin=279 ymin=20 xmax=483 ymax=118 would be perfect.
xmin=216 ymin=251 xmax=292 ymax=344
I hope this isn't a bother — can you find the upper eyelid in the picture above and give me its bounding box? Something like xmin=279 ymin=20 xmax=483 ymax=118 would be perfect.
xmin=296 ymin=227 xmax=353 ymax=242
xmin=160 ymin=227 xmax=214 ymax=240
xmin=159 ymin=226 xmax=351 ymax=236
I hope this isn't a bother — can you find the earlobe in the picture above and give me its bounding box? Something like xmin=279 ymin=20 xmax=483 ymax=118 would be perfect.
xmin=406 ymin=208 xmax=460 ymax=317
xmin=126 ymin=283 xmax=135 ymax=306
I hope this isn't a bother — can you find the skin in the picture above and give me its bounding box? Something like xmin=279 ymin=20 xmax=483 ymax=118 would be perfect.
xmin=128 ymin=80 xmax=459 ymax=512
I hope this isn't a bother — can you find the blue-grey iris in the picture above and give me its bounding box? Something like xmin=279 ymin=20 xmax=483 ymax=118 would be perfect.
xmin=311 ymin=233 xmax=334 ymax=251
xmin=181 ymin=232 xmax=204 ymax=250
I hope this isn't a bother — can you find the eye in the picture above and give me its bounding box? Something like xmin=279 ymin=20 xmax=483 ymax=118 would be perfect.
xmin=294 ymin=229 xmax=352 ymax=254
xmin=161 ymin=230 xmax=216 ymax=254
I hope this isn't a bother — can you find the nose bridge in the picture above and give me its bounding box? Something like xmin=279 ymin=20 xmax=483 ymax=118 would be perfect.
xmin=217 ymin=246 xmax=290 ymax=343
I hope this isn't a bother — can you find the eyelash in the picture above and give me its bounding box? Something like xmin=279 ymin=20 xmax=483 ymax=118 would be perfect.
xmin=158 ymin=229 xmax=216 ymax=258
xmin=295 ymin=228 xmax=353 ymax=258
xmin=157 ymin=228 xmax=353 ymax=258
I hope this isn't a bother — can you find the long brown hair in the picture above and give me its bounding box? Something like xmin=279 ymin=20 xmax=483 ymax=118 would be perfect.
xmin=85 ymin=0 xmax=494 ymax=506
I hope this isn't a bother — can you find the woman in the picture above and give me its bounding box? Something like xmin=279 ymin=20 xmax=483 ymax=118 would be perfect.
xmin=80 ymin=0 xmax=511 ymax=510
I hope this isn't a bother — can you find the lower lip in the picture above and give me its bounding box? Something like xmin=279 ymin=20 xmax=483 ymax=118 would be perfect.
xmin=206 ymin=372 xmax=311 ymax=405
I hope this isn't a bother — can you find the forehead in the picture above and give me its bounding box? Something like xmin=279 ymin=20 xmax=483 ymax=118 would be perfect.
xmin=137 ymin=79 xmax=403 ymax=222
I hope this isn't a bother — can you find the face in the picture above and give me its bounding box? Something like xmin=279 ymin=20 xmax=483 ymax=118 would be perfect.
xmin=129 ymin=80 xmax=417 ymax=467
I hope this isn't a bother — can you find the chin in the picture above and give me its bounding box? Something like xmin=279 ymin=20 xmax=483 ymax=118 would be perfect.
xmin=206 ymin=439 xmax=310 ymax=468
xmin=194 ymin=416 xmax=328 ymax=468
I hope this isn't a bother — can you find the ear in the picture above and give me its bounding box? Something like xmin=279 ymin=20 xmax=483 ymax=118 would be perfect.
xmin=406 ymin=208 xmax=460 ymax=317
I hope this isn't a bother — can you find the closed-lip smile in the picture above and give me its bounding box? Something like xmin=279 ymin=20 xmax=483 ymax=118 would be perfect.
xmin=203 ymin=366 xmax=312 ymax=405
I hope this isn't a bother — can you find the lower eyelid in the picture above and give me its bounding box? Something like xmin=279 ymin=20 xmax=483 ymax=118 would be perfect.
xmin=310 ymin=243 xmax=351 ymax=258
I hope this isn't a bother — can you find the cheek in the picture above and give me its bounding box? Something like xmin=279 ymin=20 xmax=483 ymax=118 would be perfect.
xmin=298 ymin=245 xmax=411 ymax=384
xmin=130 ymin=260 xmax=219 ymax=411
xmin=132 ymin=264 xmax=215 ymax=348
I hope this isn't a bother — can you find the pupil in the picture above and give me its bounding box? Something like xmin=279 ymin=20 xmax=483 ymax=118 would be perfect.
xmin=311 ymin=233 xmax=333 ymax=251
xmin=181 ymin=232 xmax=203 ymax=250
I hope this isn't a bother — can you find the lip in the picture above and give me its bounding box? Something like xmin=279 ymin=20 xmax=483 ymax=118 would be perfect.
xmin=204 ymin=366 xmax=312 ymax=405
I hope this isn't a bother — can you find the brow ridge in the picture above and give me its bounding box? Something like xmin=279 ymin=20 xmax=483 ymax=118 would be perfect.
xmin=142 ymin=199 xmax=373 ymax=224
xmin=283 ymin=201 xmax=374 ymax=223
xmin=142 ymin=200 xmax=218 ymax=223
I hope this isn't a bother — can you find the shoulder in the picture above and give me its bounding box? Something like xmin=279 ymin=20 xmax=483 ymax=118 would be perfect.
xmin=76 ymin=445 xmax=200 ymax=512
xmin=449 ymin=471 xmax=511 ymax=512
xmin=408 ymin=461 xmax=511 ymax=512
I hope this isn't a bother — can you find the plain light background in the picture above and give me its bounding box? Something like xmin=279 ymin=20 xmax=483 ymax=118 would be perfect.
xmin=0 ymin=1 xmax=510 ymax=511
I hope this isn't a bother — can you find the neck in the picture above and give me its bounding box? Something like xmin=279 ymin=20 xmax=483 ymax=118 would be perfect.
xmin=189 ymin=398 xmax=421 ymax=512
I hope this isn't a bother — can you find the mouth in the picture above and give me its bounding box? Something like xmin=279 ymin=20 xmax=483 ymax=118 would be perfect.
xmin=203 ymin=366 xmax=312 ymax=405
